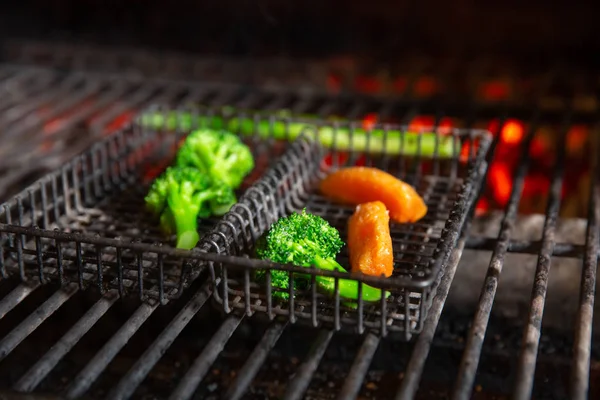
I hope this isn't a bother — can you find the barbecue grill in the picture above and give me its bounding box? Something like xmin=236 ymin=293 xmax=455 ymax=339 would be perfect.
xmin=1 ymin=3 xmax=600 ymax=398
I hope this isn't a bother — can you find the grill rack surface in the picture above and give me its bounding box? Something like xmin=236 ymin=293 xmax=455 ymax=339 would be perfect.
xmin=0 ymin=57 xmax=598 ymax=400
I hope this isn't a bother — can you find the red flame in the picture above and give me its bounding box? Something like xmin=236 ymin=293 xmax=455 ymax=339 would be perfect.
xmin=501 ymin=120 xmax=524 ymax=144
xmin=522 ymin=174 xmax=550 ymax=197
xmin=409 ymin=116 xmax=435 ymax=131
xmin=327 ymin=74 xmax=342 ymax=93
xmin=567 ymin=125 xmax=588 ymax=154
xmin=460 ymin=142 xmax=472 ymax=162
xmin=414 ymin=76 xmax=438 ymax=97
xmin=529 ymin=135 xmax=549 ymax=159
xmin=489 ymin=163 xmax=513 ymax=206
xmin=43 ymin=119 xmax=63 ymax=135
xmin=408 ymin=116 xmax=454 ymax=131
xmin=105 ymin=111 xmax=136 ymax=134
xmin=362 ymin=113 xmax=378 ymax=130
xmin=475 ymin=198 xmax=490 ymax=216
xmin=355 ymin=76 xmax=381 ymax=94
xmin=480 ymin=80 xmax=511 ymax=101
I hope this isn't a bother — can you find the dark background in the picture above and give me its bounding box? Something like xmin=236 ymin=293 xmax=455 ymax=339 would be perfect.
xmin=1 ymin=0 xmax=599 ymax=65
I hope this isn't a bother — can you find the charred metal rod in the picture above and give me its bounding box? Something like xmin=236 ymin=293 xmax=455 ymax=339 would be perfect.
xmin=464 ymin=237 xmax=595 ymax=259
xmin=451 ymin=118 xmax=538 ymax=400
xmin=224 ymin=322 xmax=287 ymax=400
xmin=336 ymin=332 xmax=381 ymax=400
xmin=63 ymin=301 xmax=157 ymax=399
xmin=0 ymin=283 xmax=39 ymax=320
xmin=283 ymin=330 xmax=334 ymax=400
xmin=0 ymin=283 xmax=78 ymax=362
xmin=13 ymin=291 xmax=119 ymax=392
xmin=395 ymin=156 xmax=487 ymax=400
xmin=569 ymin=128 xmax=600 ymax=400
xmin=512 ymin=120 xmax=569 ymax=400
xmin=395 ymin=232 xmax=469 ymax=400
xmin=106 ymin=283 xmax=213 ymax=400
xmin=169 ymin=315 xmax=243 ymax=400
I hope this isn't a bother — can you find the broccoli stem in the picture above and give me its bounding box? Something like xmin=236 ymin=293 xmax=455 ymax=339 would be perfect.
xmin=170 ymin=209 xmax=200 ymax=250
xmin=312 ymin=255 xmax=390 ymax=302
xmin=140 ymin=111 xmax=458 ymax=158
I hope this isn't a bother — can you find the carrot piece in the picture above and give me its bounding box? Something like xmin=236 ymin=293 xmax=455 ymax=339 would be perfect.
xmin=319 ymin=166 xmax=427 ymax=223
xmin=347 ymin=201 xmax=394 ymax=278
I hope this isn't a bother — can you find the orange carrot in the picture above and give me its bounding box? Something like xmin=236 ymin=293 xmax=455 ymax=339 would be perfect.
xmin=347 ymin=201 xmax=394 ymax=278
xmin=319 ymin=166 xmax=427 ymax=224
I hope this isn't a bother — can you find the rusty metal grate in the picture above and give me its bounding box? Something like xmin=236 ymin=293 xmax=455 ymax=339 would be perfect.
xmin=0 ymin=56 xmax=598 ymax=400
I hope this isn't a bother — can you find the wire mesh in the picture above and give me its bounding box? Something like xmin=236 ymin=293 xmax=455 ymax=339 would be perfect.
xmin=200 ymin=119 xmax=491 ymax=337
xmin=0 ymin=106 xmax=301 ymax=302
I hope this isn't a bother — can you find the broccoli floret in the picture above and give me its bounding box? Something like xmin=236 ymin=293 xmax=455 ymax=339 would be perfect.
xmin=256 ymin=209 xmax=344 ymax=265
xmin=255 ymin=269 xmax=293 ymax=300
xmin=144 ymin=166 xmax=237 ymax=249
xmin=255 ymin=209 xmax=389 ymax=302
xmin=176 ymin=129 xmax=255 ymax=190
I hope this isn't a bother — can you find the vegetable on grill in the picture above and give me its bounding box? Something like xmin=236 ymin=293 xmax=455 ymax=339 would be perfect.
xmin=140 ymin=109 xmax=458 ymax=158
xmin=175 ymin=128 xmax=255 ymax=190
xmin=319 ymin=166 xmax=428 ymax=224
xmin=255 ymin=209 xmax=390 ymax=302
xmin=145 ymin=166 xmax=237 ymax=250
xmin=348 ymin=201 xmax=394 ymax=278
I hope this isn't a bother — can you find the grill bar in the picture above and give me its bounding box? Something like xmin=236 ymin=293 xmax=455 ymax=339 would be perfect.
xmin=451 ymin=115 xmax=539 ymax=400
xmin=106 ymin=282 xmax=213 ymax=400
xmin=569 ymin=126 xmax=600 ymax=400
xmin=169 ymin=315 xmax=243 ymax=400
xmin=283 ymin=330 xmax=334 ymax=400
xmin=336 ymin=332 xmax=381 ymax=400
xmin=63 ymin=302 xmax=157 ymax=399
xmin=464 ymin=238 xmax=594 ymax=259
xmin=0 ymin=283 xmax=39 ymax=319
xmin=224 ymin=322 xmax=287 ymax=400
xmin=0 ymin=283 xmax=78 ymax=362
xmin=0 ymin=75 xmax=63 ymax=124
xmin=512 ymin=114 xmax=570 ymax=400
xmin=12 ymin=290 xmax=119 ymax=392
xmin=395 ymin=227 xmax=471 ymax=400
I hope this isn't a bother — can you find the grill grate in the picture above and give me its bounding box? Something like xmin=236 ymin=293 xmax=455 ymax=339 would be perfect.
xmin=0 ymin=58 xmax=598 ymax=400
xmin=0 ymin=105 xmax=490 ymax=338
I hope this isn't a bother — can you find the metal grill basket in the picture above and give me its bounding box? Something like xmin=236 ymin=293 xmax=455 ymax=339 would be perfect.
xmin=0 ymin=105 xmax=313 ymax=303
xmin=201 ymin=120 xmax=491 ymax=338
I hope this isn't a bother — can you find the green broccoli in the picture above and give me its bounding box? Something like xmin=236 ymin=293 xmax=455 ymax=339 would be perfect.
xmin=255 ymin=209 xmax=389 ymax=302
xmin=176 ymin=129 xmax=255 ymax=190
xmin=144 ymin=166 xmax=237 ymax=250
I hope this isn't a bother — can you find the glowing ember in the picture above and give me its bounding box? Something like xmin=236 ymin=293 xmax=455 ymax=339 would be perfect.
xmin=362 ymin=113 xmax=378 ymax=130
xmin=408 ymin=116 xmax=454 ymax=132
xmin=567 ymin=125 xmax=588 ymax=154
xmin=501 ymin=120 xmax=524 ymax=144
xmin=489 ymin=163 xmax=512 ymax=206
xmin=104 ymin=111 xmax=136 ymax=134
xmin=414 ymin=76 xmax=437 ymax=97
xmin=43 ymin=119 xmax=63 ymax=135
xmin=409 ymin=116 xmax=435 ymax=131
xmin=480 ymin=80 xmax=511 ymax=101
xmin=355 ymin=76 xmax=381 ymax=94
xmin=475 ymin=198 xmax=490 ymax=216
xmin=529 ymin=136 xmax=549 ymax=159
xmin=327 ymin=74 xmax=342 ymax=93
xmin=460 ymin=142 xmax=472 ymax=163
